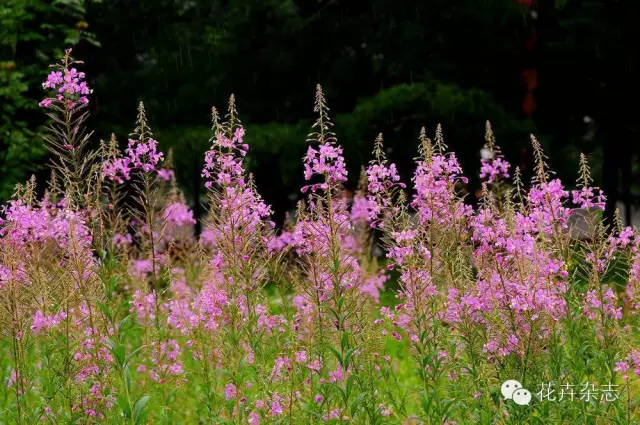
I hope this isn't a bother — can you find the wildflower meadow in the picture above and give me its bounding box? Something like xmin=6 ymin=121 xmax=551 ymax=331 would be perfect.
xmin=2 ymin=49 xmax=640 ymax=425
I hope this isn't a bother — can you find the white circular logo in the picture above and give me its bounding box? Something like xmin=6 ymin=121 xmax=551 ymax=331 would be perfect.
xmin=500 ymin=380 xmax=522 ymax=400
xmin=512 ymin=388 xmax=532 ymax=405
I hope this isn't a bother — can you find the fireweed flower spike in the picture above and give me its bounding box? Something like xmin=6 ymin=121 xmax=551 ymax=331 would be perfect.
xmin=4 ymin=51 xmax=640 ymax=424
xmin=39 ymin=49 xmax=92 ymax=110
xmin=300 ymin=85 xmax=347 ymax=194
xmin=371 ymin=130 xmax=469 ymax=417
xmin=285 ymin=86 xmax=393 ymax=422
xmin=166 ymin=99 xmax=283 ymax=421
xmin=479 ymin=121 xmax=511 ymax=184
xmin=39 ymin=49 xmax=97 ymax=209
xmin=102 ymin=103 xmax=165 ymax=185
xmin=364 ymin=133 xmax=405 ymax=227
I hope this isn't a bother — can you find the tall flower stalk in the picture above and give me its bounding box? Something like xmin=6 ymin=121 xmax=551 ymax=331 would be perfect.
xmin=3 ymin=50 xmax=640 ymax=424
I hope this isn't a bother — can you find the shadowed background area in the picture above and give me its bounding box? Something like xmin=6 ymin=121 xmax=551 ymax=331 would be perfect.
xmin=2 ymin=0 xmax=639 ymax=224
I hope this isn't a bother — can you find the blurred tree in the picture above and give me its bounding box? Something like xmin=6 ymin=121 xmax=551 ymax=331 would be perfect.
xmin=83 ymin=0 xmax=533 ymax=221
xmin=535 ymin=0 xmax=640 ymax=223
xmin=86 ymin=0 xmax=528 ymax=124
xmin=160 ymin=78 xmax=534 ymax=223
xmin=5 ymin=0 xmax=638 ymax=225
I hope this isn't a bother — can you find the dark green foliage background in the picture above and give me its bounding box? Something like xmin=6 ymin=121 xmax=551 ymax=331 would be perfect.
xmin=2 ymin=0 xmax=638 ymax=221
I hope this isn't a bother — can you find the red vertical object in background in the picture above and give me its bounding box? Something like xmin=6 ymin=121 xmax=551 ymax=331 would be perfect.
xmin=520 ymin=0 xmax=537 ymax=116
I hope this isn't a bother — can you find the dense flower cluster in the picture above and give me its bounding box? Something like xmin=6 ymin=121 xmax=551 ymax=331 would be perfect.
xmin=302 ymin=143 xmax=348 ymax=192
xmin=102 ymin=137 xmax=164 ymax=182
xmin=2 ymin=53 xmax=640 ymax=425
xmin=39 ymin=59 xmax=92 ymax=109
xmin=202 ymin=127 xmax=248 ymax=188
xmin=164 ymin=202 xmax=196 ymax=227
xmin=480 ymin=151 xmax=510 ymax=183
xmin=479 ymin=123 xmax=511 ymax=184
xmin=412 ymin=152 xmax=471 ymax=226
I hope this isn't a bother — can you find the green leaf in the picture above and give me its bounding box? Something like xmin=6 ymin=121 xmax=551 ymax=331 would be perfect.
xmin=346 ymin=374 xmax=357 ymax=399
xmin=125 ymin=346 xmax=145 ymax=367
xmin=326 ymin=345 xmax=343 ymax=367
xmin=421 ymin=393 xmax=433 ymax=415
xmin=133 ymin=395 xmax=150 ymax=424
xmin=165 ymin=386 xmax=179 ymax=405
xmin=344 ymin=347 xmax=357 ymax=369
xmin=125 ymin=366 xmax=132 ymax=393
xmin=341 ymin=331 xmax=350 ymax=352
xmin=118 ymin=314 xmax=133 ymax=332
xmin=350 ymin=392 xmax=368 ymax=415
xmin=107 ymin=338 xmax=125 ymax=367
xmin=116 ymin=394 xmax=132 ymax=419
